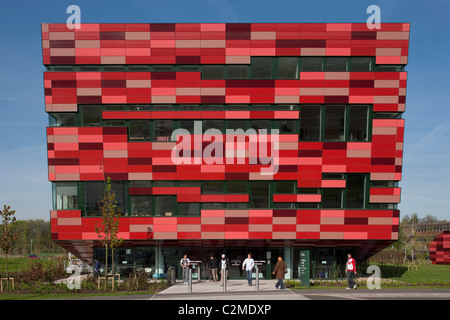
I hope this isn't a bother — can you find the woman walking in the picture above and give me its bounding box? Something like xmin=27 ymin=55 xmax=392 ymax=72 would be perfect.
xmin=272 ymin=256 xmax=287 ymax=290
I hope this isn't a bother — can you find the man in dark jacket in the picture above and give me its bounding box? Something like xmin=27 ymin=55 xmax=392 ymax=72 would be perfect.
xmin=94 ymin=259 xmax=101 ymax=279
xmin=272 ymin=257 xmax=287 ymax=289
xmin=208 ymin=255 xmax=219 ymax=281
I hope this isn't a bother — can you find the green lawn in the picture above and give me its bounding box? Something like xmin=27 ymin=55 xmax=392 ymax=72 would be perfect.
xmin=0 ymin=257 xmax=35 ymax=273
xmin=378 ymin=264 xmax=450 ymax=284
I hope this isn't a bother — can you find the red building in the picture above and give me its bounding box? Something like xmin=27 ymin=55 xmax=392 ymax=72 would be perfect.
xmin=42 ymin=23 xmax=409 ymax=279
xmin=430 ymin=231 xmax=450 ymax=265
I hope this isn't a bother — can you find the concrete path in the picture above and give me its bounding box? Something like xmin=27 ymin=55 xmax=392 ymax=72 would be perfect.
xmin=150 ymin=279 xmax=308 ymax=300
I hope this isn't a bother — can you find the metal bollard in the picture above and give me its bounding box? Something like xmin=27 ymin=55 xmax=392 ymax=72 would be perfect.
xmin=223 ymin=270 xmax=227 ymax=292
xmin=188 ymin=268 xmax=192 ymax=293
xmin=255 ymin=266 xmax=259 ymax=291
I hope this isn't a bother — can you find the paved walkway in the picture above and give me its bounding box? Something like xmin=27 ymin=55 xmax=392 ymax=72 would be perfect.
xmin=151 ymin=279 xmax=307 ymax=300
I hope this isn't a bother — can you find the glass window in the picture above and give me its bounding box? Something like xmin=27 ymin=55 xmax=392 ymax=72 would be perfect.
xmin=349 ymin=106 xmax=369 ymax=141
xmin=128 ymin=66 xmax=151 ymax=72
xmin=131 ymin=196 xmax=152 ymax=216
xmin=346 ymin=175 xmax=366 ymax=208
xmin=154 ymin=181 xmax=174 ymax=187
xmin=227 ymin=203 xmax=248 ymax=209
xmin=326 ymin=57 xmax=348 ymax=72
xmin=80 ymin=66 xmax=100 ymax=72
xmin=134 ymin=247 xmax=156 ymax=271
xmin=111 ymin=181 xmax=127 ymax=215
xmin=351 ymin=57 xmax=372 ymax=71
xmin=180 ymin=120 xmax=196 ymax=134
xmin=103 ymin=120 xmax=126 ymax=127
xmin=103 ymin=65 xmax=126 ymax=72
xmin=130 ymin=121 xmax=151 ymax=141
xmin=276 ymin=181 xmax=297 ymax=194
xmin=300 ymin=105 xmax=321 ymax=140
xmin=52 ymin=182 xmax=78 ymax=210
xmin=154 ymin=195 xmax=175 ymax=216
xmin=321 ymin=189 xmax=342 ymax=209
xmin=152 ymin=65 xmax=173 ymax=71
xmin=85 ymin=182 xmax=104 ymax=216
xmin=251 ymin=120 xmax=271 ymax=133
xmin=179 ymin=181 xmax=200 ymax=187
xmin=202 ymin=66 xmax=224 ymax=79
xmin=81 ymin=105 xmax=102 ymax=126
xmin=203 ymin=119 xmax=223 ymax=134
xmin=251 ymin=57 xmax=272 ymax=79
xmin=250 ymin=181 xmax=269 ymax=208
xmin=278 ymin=120 xmax=296 ymax=133
xmin=130 ymin=181 xmax=152 ymax=187
xmin=227 ymin=181 xmax=247 ymax=194
xmin=277 ymin=57 xmax=299 ymax=79
xmin=202 ymin=181 xmax=223 ymax=194
xmin=227 ymin=65 xmax=249 ymax=79
xmin=154 ymin=120 xmax=173 ymax=141
xmin=376 ymin=65 xmax=403 ymax=72
xmin=129 ymin=105 xmax=151 ymax=111
xmin=324 ymin=105 xmax=346 ymax=141
xmin=322 ymin=173 xmax=344 ymax=180
xmin=227 ymin=120 xmax=248 ymax=132
xmin=49 ymin=113 xmax=75 ymax=127
xmin=301 ymin=57 xmax=323 ymax=71
xmin=179 ymin=105 xmax=200 ymax=111
xmin=202 ymin=203 xmax=224 ymax=210
xmin=179 ymin=203 xmax=200 ymax=216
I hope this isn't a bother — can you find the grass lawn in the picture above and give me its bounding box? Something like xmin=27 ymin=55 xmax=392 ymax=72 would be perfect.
xmin=0 ymin=257 xmax=36 ymax=273
xmin=379 ymin=264 xmax=450 ymax=284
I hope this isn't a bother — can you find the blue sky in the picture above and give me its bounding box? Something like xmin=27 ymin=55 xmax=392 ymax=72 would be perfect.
xmin=0 ymin=0 xmax=449 ymax=221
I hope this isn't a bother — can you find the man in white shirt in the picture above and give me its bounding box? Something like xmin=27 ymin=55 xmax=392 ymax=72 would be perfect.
xmin=242 ymin=253 xmax=255 ymax=286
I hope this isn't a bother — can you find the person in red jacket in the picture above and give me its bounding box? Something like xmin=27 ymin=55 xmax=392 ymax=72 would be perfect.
xmin=346 ymin=253 xmax=357 ymax=290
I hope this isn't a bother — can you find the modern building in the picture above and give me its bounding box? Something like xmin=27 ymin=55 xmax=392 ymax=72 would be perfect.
xmin=42 ymin=22 xmax=409 ymax=280
xmin=429 ymin=231 xmax=450 ymax=265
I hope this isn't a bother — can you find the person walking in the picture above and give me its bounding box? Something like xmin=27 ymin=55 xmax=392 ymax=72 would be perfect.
xmin=180 ymin=254 xmax=191 ymax=285
xmin=208 ymin=255 xmax=219 ymax=281
xmin=242 ymin=253 xmax=255 ymax=286
xmin=272 ymin=257 xmax=287 ymax=290
xmin=346 ymin=253 xmax=357 ymax=290
xmin=94 ymin=259 xmax=101 ymax=279
xmin=220 ymin=254 xmax=230 ymax=286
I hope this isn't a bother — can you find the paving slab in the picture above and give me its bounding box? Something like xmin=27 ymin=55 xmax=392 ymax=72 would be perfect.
xmin=150 ymin=279 xmax=309 ymax=300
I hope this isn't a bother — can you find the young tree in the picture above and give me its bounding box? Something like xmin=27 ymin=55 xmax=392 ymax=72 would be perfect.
xmin=0 ymin=205 xmax=18 ymax=288
xmin=95 ymin=177 xmax=123 ymax=291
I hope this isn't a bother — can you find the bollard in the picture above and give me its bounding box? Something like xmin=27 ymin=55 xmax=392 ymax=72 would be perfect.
xmin=188 ymin=268 xmax=192 ymax=293
xmin=223 ymin=270 xmax=227 ymax=292
xmin=255 ymin=266 xmax=259 ymax=291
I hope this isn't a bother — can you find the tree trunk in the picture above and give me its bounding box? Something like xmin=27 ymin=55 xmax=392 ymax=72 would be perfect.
xmin=111 ymin=248 xmax=115 ymax=292
xmin=5 ymin=253 xmax=9 ymax=289
xmin=104 ymin=244 xmax=108 ymax=291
